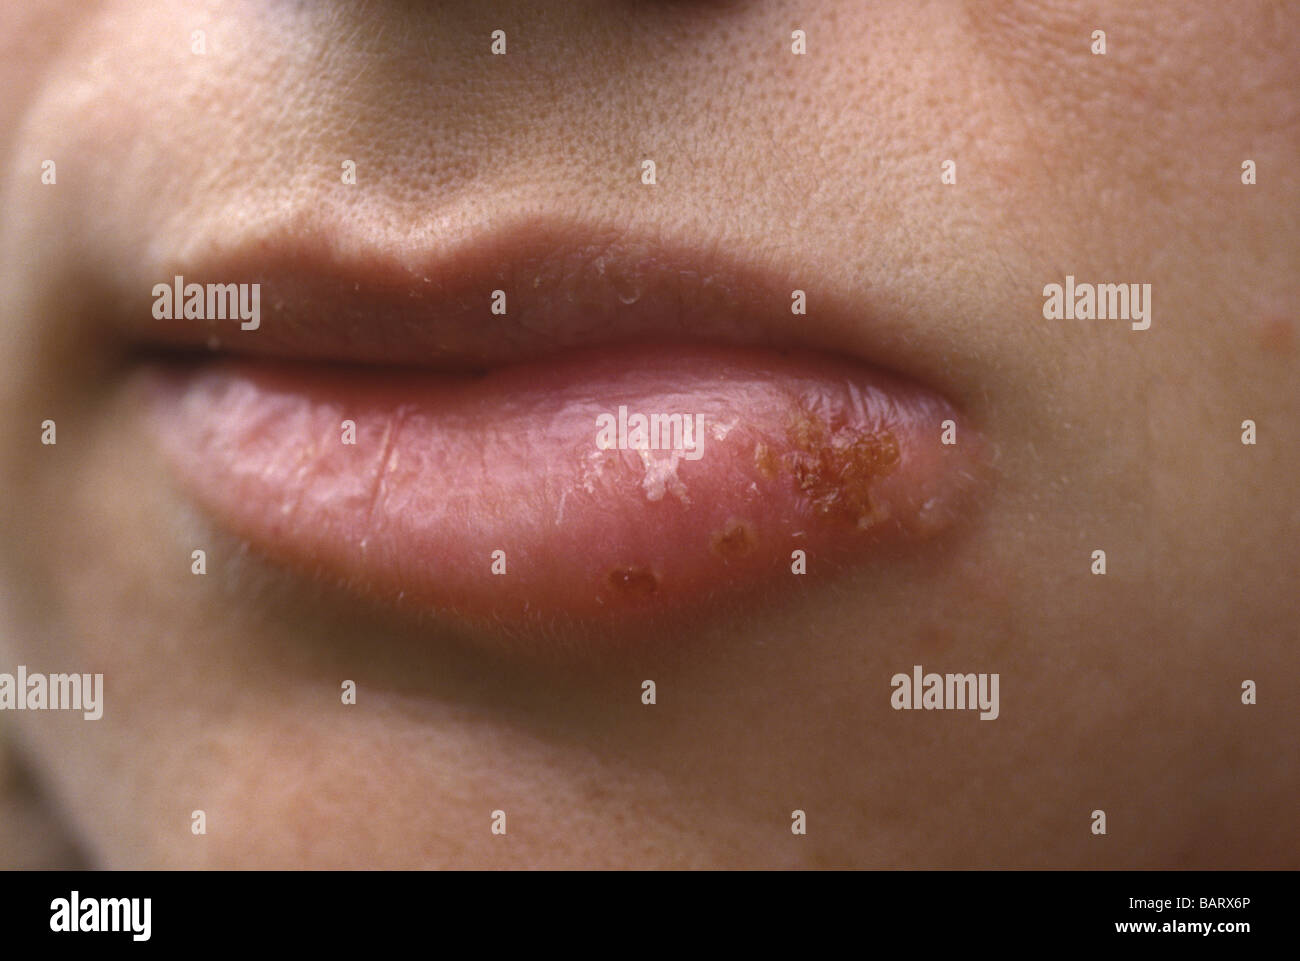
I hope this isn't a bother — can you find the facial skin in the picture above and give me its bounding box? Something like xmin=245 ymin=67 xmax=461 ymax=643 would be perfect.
xmin=0 ymin=0 xmax=1295 ymax=868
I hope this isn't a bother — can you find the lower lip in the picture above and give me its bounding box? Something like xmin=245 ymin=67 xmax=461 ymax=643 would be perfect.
xmin=142 ymin=345 xmax=984 ymax=647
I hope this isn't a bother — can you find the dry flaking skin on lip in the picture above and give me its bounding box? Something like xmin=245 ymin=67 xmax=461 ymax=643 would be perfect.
xmin=142 ymin=343 xmax=987 ymax=652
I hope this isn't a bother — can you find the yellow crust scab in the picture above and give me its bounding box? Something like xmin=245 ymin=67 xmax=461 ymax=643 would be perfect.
xmin=762 ymin=405 xmax=901 ymax=527
xmin=711 ymin=518 xmax=757 ymax=559
xmin=754 ymin=441 xmax=780 ymax=479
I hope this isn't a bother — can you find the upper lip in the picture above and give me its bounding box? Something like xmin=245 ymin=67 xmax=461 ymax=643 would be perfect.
xmin=110 ymin=211 xmax=965 ymax=395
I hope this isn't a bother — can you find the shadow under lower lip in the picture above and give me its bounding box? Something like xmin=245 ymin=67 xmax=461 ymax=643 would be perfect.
xmin=142 ymin=344 xmax=985 ymax=652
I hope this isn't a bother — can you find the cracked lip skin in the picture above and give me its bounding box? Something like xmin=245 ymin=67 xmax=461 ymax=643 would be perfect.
xmin=126 ymin=219 xmax=988 ymax=647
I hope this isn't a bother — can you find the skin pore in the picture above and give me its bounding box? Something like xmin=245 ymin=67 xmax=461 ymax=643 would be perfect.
xmin=0 ymin=1 xmax=1295 ymax=868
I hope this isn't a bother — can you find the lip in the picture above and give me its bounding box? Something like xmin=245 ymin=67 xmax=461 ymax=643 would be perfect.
xmin=130 ymin=217 xmax=989 ymax=650
xmin=112 ymin=216 xmax=964 ymax=386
